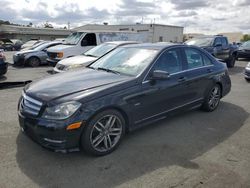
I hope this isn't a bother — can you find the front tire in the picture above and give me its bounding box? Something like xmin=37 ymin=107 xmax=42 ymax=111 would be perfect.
xmin=81 ymin=109 xmax=125 ymax=156
xmin=28 ymin=57 xmax=40 ymax=67
xmin=202 ymin=84 xmax=221 ymax=112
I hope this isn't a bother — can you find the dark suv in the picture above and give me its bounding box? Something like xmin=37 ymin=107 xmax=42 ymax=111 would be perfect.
xmin=185 ymin=35 xmax=238 ymax=68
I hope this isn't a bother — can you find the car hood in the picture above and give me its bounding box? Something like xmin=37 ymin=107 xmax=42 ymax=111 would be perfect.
xmin=47 ymin=44 xmax=73 ymax=52
xmin=58 ymin=55 xmax=97 ymax=66
xmin=25 ymin=68 xmax=132 ymax=102
xmin=15 ymin=49 xmax=37 ymax=55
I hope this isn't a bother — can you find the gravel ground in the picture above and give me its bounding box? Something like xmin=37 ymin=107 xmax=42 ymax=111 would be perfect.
xmin=0 ymin=51 xmax=250 ymax=188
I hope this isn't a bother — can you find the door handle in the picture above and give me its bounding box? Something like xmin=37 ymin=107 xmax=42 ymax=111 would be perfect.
xmin=178 ymin=77 xmax=187 ymax=82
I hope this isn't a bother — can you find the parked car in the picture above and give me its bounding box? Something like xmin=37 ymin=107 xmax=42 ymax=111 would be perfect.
xmin=53 ymin=41 xmax=138 ymax=73
xmin=185 ymin=35 xmax=238 ymax=68
xmin=0 ymin=38 xmax=15 ymax=51
xmin=47 ymin=31 xmax=147 ymax=65
xmin=21 ymin=40 xmax=44 ymax=50
xmin=244 ymin=62 xmax=250 ymax=81
xmin=0 ymin=50 xmax=8 ymax=76
xmin=18 ymin=43 xmax=231 ymax=156
xmin=236 ymin=41 xmax=250 ymax=59
xmin=13 ymin=41 xmax=62 ymax=67
xmin=10 ymin=39 xmax=23 ymax=51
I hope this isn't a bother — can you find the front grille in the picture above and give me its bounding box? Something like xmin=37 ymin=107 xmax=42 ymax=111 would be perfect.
xmin=56 ymin=64 xmax=65 ymax=70
xmin=20 ymin=93 xmax=43 ymax=116
xmin=48 ymin=52 xmax=57 ymax=59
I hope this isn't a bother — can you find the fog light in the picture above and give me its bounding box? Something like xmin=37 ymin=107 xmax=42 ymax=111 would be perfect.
xmin=66 ymin=122 xmax=82 ymax=130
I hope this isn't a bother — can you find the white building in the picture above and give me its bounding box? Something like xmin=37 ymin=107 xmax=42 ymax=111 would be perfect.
xmin=0 ymin=24 xmax=72 ymax=42
xmin=74 ymin=24 xmax=184 ymax=43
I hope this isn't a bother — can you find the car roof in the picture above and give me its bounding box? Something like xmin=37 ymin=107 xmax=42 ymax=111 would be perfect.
xmin=122 ymin=42 xmax=181 ymax=50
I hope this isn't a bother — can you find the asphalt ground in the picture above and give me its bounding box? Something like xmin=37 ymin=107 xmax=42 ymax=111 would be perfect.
xmin=0 ymin=51 xmax=250 ymax=188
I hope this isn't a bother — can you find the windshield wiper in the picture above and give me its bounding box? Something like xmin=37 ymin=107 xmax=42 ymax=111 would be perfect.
xmin=97 ymin=67 xmax=120 ymax=75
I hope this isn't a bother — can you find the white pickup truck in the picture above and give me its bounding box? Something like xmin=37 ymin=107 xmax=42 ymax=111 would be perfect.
xmin=47 ymin=31 xmax=147 ymax=66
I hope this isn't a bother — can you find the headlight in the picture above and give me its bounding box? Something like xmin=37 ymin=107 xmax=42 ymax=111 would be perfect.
xmin=57 ymin=52 xmax=64 ymax=58
xmin=66 ymin=64 xmax=83 ymax=70
xmin=42 ymin=101 xmax=81 ymax=120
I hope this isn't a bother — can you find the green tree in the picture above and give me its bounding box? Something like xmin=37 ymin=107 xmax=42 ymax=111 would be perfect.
xmin=241 ymin=34 xmax=250 ymax=42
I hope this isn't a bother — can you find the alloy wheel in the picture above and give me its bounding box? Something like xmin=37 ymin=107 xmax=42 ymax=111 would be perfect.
xmin=208 ymin=86 xmax=220 ymax=110
xmin=90 ymin=115 xmax=123 ymax=152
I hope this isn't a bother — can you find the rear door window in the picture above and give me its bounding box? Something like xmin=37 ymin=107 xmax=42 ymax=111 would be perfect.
xmin=184 ymin=48 xmax=213 ymax=69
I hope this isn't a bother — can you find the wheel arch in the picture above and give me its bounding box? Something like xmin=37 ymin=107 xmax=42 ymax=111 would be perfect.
xmin=215 ymin=81 xmax=223 ymax=98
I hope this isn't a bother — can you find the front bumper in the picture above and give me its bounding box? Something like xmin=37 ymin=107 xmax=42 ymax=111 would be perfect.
xmin=18 ymin=112 xmax=83 ymax=152
xmin=244 ymin=68 xmax=250 ymax=79
xmin=53 ymin=65 xmax=66 ymax=73
xmin=13 ymin=54 xmax=25 ymax=66
xmin=47 ymin=58 xmax=61 ymax=66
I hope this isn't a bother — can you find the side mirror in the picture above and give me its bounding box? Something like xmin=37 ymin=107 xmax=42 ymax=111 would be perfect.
xmin=81 ymin=40 xmax=88 ymax=46
xmin=151 ymin=70 xmax=170 ymax=80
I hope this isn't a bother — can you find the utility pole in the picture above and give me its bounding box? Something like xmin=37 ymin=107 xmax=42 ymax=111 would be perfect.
xmin=68 ymin=22 xmax=70 ymax=30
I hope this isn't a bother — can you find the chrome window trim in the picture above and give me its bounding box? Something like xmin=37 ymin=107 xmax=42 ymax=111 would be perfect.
xmin=142 ymin=65 xmax=214 ymax=84
xmin=142 ymin=46 xmax=215 ymax=84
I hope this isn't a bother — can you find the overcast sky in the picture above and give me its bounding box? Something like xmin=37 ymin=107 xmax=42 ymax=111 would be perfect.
xmin=1 ymin=0 xmax=250 ymax=34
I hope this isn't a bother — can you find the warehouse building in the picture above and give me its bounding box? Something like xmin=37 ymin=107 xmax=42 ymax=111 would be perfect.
xmin=0 ymin=24 xmax=71 ymax=42
xmin=74 ymin=24 xmax=184 ymax=43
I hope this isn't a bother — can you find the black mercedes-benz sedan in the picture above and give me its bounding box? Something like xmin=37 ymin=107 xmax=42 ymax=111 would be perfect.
xmin=18 ymin=43 xmax=231 ymax=156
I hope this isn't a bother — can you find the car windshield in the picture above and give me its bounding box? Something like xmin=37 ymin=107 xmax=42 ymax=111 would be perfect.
xmin=186 ymin=37 xmax=214 ymax=46
xmin=90 ymin=47 xmax=158 ymax=76
xmin=242 ymin=41 xmax=250 ymax=47
xmin=83 ymin=43 xmax=117 ymax=58
xmin=29 ymin=41 xmax=48 ymax=50
xmin=63 ymin=32 xmax=84 ymax=45
xmin=32 ymin=42 xmax=57 ymax=51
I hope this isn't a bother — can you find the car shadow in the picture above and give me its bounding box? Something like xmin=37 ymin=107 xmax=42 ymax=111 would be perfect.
xmin=228 ymin=65 xmax=245 ymax=75
xmin=16 ymin=102 xmax=249 ymax=188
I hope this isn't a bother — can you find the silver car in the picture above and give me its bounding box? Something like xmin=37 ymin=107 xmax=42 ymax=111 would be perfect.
xmin=53 ymin=41 xmax=138 ymax=73
xmin=13 ymin=41 xmax=62 ymax=67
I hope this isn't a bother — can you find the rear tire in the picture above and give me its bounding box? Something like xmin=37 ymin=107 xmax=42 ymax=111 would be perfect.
xmin=202 ymin=84 xmax=221 ymax=112
xmin=28 ymin=57 xmax=40 ymax=67
xmin=226 ymin=54 xmax=236 ymax=68
xmin=81 ymin=109 xmax=126 ymax=156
